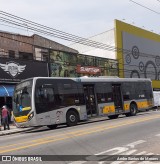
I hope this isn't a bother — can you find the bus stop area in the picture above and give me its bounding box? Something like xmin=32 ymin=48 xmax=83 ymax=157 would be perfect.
xmin=0 ymin=124 xmax=35 ymax=136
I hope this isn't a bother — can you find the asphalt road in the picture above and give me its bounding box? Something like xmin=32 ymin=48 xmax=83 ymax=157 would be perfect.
xmin=1 ymin=110 xmax=160 ymax=164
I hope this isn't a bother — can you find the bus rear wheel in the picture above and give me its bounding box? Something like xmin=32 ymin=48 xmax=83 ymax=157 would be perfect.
xmin=47 ymin=124 xmax=57 ymax=129
xmin=130 ymin=103 xmax=137 ymax=116
xmin=66 ymin=110 xmax=78 ymax=127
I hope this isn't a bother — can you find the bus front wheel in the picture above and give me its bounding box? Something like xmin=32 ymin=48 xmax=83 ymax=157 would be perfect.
xmin=66 ymin=110 xmax=78 ymax=127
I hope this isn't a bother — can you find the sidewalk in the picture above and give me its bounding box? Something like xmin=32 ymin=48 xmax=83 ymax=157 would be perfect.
xmin=0 ymin=117 xmax=108 ymax=136
xmin=0 ymin=124 xmax=35 ymax=136
xmin=0 ymin=116 xmax=109 ymax=136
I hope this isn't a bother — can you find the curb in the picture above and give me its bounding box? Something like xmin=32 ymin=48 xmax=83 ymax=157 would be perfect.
xmin=0 ymin=127 xmax=36 ymax=136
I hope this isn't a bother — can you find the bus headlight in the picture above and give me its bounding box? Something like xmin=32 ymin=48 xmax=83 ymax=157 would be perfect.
xmin=28 ymin=112 xmax=34 ymax=121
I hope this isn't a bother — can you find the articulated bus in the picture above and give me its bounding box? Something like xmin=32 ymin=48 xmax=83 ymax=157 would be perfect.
xmin=12 ymin=77 xmax=153 ymax=129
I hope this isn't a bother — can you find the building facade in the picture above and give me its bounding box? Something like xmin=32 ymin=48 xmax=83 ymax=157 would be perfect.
xmin=0 ymin=31 xmax=118 ymax=109
xmin=0 ymin=31 xmax=78 ymax=108
xmin=49 ymin=51 xmax=117 ymax=77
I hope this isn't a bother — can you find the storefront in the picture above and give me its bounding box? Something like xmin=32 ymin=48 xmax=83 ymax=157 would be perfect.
xmin=0 ymin=57 xmax=49 ymax=109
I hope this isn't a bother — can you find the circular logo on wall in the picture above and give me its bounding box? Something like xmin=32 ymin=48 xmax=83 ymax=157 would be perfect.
xmin=130 ymin=70 xmax=140 ymax=78
xmin=132 ymin=46 xmax=139 ymax=59
xmin=125 ymin=54 xmax=131 ymax=64
xmin=139 ymin=62 xmax=144 ymax=72
xmin=144 ymin=61 xmax=157 ymax=80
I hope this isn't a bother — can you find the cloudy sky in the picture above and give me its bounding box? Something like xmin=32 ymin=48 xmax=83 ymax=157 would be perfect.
xmin=0 ymin=0 xmax=160 ymax=45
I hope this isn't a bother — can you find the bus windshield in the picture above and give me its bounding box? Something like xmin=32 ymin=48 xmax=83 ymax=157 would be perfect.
xmin=13 ymin=80 xmax=33 ymax=117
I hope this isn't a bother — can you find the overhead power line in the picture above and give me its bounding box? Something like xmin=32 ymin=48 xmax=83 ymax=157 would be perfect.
xmin=0 ymin=10 xmax=159 ymax=74
xmin=130 ymin=0 xmax=160 ymax=15
xmin=0 ymin=10 xmax=116 ymax=51
xmin=0 ymin=10 xmax=159 ymax=60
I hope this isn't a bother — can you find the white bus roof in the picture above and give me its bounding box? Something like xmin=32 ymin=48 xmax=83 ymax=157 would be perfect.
xmin=26 ymin=76 xmax=151 ymax=83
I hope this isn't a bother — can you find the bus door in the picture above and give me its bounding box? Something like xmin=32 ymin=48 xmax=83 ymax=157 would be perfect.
xmin=112 ymin=84 xmax=124 ymax=113
xmin=83 ymin=85 xmax=97 ymax=117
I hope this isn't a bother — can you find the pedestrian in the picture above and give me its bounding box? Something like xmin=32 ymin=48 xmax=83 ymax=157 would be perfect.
xmin=1 ymin=105 xmax=10 ymax=130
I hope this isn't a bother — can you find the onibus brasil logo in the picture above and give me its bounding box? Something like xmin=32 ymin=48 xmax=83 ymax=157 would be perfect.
xmin=0 ymin=61 xmax=26 ymax=78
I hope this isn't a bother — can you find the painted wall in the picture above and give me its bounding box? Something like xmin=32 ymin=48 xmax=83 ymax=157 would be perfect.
xmin=115 ymin=20 xmax=160 ymax=89
xmin=49 ymin=50 xmax=118 ymax=77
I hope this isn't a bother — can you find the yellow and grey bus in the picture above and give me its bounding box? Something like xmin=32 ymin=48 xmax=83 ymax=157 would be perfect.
xmin=12 ymin=77 xmax=153 ymax=129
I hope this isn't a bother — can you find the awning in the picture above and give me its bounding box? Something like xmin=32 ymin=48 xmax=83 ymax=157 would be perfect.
xmin=0 ymin=85 xmax=15 ymax=97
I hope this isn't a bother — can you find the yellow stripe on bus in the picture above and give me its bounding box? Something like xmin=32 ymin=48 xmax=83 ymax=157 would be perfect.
xmin=14 ymin=115 xmax=28 ymax=123
xmin=137 ymin=101 xmax=151 ymax=109
xmin=103 ymin=100 xmax=153 ymax=114
xmin=103 ymin=105 xmax=115 ymax=114
xmin=124 ymin=104 xmax=130 ymax=110
xmin=124 ymin=100 xmax=153 ymax=111
xmin=22 ymin=107 xmax=31 ymax=111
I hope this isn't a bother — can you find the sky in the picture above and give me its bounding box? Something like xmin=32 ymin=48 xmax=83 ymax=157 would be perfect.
xmin=0 ymin=0 xmax=160 ymax=45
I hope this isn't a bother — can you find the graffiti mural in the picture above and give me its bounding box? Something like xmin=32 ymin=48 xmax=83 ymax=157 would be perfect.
xmin=122 ymin=32 xmax=160 ymax=80
xmin=49 ymin=50 xmax=118 ymax=77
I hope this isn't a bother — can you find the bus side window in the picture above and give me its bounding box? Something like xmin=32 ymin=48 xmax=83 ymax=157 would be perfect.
xmin=36 ymin=88 xmax=45 ymax=102
xmin=36 ymin=87 xmax=54 ymax=103
xmin=44 ymin=88 xmax=54 ymax=103
xmin=56 ymin=94 xmax=63 ymax=105
xmin=122 ymin=83 xmax=132 ymax=100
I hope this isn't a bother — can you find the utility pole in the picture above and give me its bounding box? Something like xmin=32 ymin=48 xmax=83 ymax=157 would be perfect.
xmin=48 ymin=47 xmax=52 ymax=77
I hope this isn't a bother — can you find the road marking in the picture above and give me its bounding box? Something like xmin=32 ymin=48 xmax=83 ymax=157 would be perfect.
xmin=124 ymin=151 xmax=147 ymax=164
xmin=69 ymin=137 xmax=160 ymax=164
xmin=106 ymin=150 xmax=138 ymax=164
xmin=126 ymin=140 xmax=146 ymax=149
xmin=146 ymin=153 xmax=154 ymax=155
xmin=155 ymin=134 xmax=160 ymax=137
xmin=1 ymin=115 xmax=160 ymax=154
xmin=95 ymin=147 xmax=129 ymax=156
xmin=96 ymin=140 xmax=146 ymax=164
xmin=70 ymin=140 xmax=147 ymax=164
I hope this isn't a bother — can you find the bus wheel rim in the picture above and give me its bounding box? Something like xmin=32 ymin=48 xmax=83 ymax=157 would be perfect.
xmin=131 ymin=106 xmax=136 ymax=113
xmin=70 ymin=115 xmax=76 ymax=122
